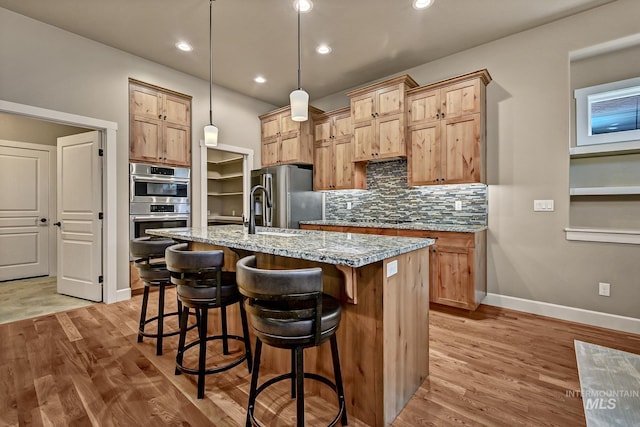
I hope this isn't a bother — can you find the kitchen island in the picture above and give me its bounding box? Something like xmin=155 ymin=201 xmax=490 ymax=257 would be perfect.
xmin=148 ymin=225 xmax=434 ymax=427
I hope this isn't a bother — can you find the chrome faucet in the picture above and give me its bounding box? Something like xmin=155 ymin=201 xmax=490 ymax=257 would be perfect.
xmin=248 ymin=184 xmax=272 ymax=234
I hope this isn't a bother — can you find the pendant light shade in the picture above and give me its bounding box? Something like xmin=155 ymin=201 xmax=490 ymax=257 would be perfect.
xmin=290 ymin=1 xmax=308 ymax=122
xmin=204 ymin=0 xmax=218 ymax=147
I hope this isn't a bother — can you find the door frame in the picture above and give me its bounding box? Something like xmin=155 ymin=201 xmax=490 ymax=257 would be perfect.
xmin=0 ymin=99 xmax=119 ymax=304
xmin=0 ymin=139 xmax=57 ymax=277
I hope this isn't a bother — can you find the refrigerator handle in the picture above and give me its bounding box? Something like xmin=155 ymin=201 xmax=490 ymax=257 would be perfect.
xmin=264 ymin=173 xmax=273 ymax=226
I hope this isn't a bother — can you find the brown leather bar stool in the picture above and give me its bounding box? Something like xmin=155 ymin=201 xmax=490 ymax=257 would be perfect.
xmin=165 ymin=243 xmax=252 ymax=399
xmin=130 ymin=236 xmax=193 ymax=356
xmin=236 ymin=255 xmax=347 ymax=427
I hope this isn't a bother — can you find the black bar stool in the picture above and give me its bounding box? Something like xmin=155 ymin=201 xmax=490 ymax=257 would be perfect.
xmin=165 ymin=243 xmax=252 ymax=399
xmin=130 ymin=236 xmax=192 ymax=356
xmin=236 ymin=255 xmax=347 ymax=427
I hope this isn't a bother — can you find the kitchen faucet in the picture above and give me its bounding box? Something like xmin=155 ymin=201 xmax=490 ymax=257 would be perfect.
xmin=248 ymin=184 xmax=272 ymax=234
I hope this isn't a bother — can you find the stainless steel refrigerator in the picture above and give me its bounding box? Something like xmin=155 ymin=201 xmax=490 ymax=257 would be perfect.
xmin=250 ymin=164 xmax=323 ymax=229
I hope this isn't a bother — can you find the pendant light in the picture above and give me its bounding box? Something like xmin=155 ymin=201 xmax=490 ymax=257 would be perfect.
xmin=289 ymin=1 xmax=309 ymax=122
xmin=204 ymin=0 xmax=219 ymax=147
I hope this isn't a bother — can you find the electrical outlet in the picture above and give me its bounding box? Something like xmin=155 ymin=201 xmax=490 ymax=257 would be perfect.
xmin=598 ymin=282 xmax=611 ymax=297
xmin=347 ymin=202 xmax=352 ymax=210
xmin=454 ymin=200 xmax=462 ymax=211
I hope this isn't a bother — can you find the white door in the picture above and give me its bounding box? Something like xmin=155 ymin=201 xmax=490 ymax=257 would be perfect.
xmin=57 ymin=131 xmax=102 ymax=301
xmin=0 ymin=145 xmax=50 ymax=281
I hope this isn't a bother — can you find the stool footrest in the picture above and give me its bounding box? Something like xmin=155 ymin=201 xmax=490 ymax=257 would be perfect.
xmin=176 ymin=335 xmax=249 ymax=376
xmin=138 ymin=310 xmax=196 ymax=339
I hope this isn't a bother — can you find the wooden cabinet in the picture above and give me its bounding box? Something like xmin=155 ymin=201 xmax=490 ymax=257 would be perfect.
xmin=300 ymin=224 xmax=487 ymax=310
xmin=406 ymin=70 xmax=491 ymax=186
xmin=313 ymin=107 xmax=366 ymax=191
xmin=347 ymin=75 xmax=418 ymax=162
xmin=259 ymin=105 xmax=323 ymax=167
xmin=129 ymin=79 xmax=192 ymax=167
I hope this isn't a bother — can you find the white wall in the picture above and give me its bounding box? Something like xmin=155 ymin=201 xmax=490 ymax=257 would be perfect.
xmin=312 ymin=0 xmax=640 ymax=318
xmin=0 ymin=7 xmax=275 ymax=291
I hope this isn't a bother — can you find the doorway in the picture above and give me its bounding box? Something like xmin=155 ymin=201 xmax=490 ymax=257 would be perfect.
xmin=0 ymin=100 xmax=119 ymax=304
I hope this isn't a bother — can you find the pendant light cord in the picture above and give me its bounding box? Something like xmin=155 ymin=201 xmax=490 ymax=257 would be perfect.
xmin=297 ymin=4 xmax=301 ymax=90
xmin=209 ymin=0 xmax=214 ymax=125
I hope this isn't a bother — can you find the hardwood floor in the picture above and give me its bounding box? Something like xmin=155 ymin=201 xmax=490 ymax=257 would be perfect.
xmin=1 ymin=290 xmax=639 ymax=426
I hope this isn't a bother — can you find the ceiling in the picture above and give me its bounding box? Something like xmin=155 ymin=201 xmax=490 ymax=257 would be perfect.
xmin=0 ymin=0 xmax=615 ymax=107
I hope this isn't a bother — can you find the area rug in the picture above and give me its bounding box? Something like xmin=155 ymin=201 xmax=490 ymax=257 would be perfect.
xmin=0 ymin=276 xmax=95 ymax=324
xmin=575 ymin=340 xmax=640 ymax=426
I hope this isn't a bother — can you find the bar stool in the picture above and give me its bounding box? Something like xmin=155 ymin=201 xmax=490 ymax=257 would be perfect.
xmin=236 ymin=255 xmax=347 ymax=427
xmin=130 ymin=236 xmax=191 ymax=356
xmin=165 ymin=243 xmax=252 ymax=399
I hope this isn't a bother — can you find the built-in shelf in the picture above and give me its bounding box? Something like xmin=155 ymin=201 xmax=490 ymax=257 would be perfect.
xmin=570 ymin=186 xmax=640 ymax=196
xmin=207 ymin=172 xmax=244 ymax=180
xmin=207 ymin=191 xmax=243 ymax=196
xmin=208 ymin=156 xmax=242 ymax=165
xmin=208 ymin=215 xmax=243 ymax=223
xmin=570 ymin=140 xmax=640 ymax=158
xmin=565 ymin=227 xmax=640 ymax=245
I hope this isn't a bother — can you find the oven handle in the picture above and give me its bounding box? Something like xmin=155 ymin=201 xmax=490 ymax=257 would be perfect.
xmin=130 ymin=215 xmax=190 ymax=221
xmin=131 ymin=175 xmax=190 ymax=184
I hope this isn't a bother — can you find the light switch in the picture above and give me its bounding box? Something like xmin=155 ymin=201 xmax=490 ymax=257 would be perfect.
xmin=533 ymin=199 xmax=554 ymax=212
xmin=386 ymin=260 xmax=398 ymax=278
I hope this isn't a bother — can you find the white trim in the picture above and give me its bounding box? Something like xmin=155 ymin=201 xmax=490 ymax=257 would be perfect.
xmin=0 ymin=99 xmax=119 ymax=304
xmin=116 ymin=287 xmax=132 ymax=302
xmin=199 ymin=140 xmax=254 ymax=227
xmin=569 ymin=186 xmax=640 ymax=196
xmin=564 ymin=227 xmax=640 ymax=245
xmin=570 ymin=140 xmax=640 ymax=157
xmin=482 ymin=293 xmax=640 ymax=335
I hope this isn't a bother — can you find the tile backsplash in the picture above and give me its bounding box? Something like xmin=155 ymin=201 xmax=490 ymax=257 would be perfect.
xmin=324 ymin=159 xmax=487 ymax=225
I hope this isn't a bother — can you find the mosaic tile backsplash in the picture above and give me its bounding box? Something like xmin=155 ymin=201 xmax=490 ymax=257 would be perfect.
xmin=324 ymin=159 xmax=487 ymax=225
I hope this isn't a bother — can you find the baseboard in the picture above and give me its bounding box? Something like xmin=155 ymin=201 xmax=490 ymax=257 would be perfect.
xmin=482 ymin=293 xmax=640 ymax=335
xmin=116 ymin=287 xmax=132 ymax=302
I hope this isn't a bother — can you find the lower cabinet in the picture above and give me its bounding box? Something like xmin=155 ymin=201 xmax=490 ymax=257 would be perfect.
xmin=300 ymin=224 xmax=486 ymax=310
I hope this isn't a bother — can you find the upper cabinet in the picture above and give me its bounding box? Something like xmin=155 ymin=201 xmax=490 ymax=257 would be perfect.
xmin=313 ymin=107 xmax=366 ymax=191
xmin=347 ymin=75 xmax=418 ymax=162
xmin=259 ymin=105 xmax=323 ymax=167
xmin=406 ymin=69 xmax=491 ymax=186
xmin=129 ymin=79 xmax=192 ymax=167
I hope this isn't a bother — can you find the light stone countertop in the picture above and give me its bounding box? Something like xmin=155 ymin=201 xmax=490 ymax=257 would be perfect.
xmin=300 ymin=220 xmax=487 ymax=233
xmin=146 ymin=225 xmax=434 ymax=268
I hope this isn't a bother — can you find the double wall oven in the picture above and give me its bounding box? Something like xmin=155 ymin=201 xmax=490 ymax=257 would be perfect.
xmin=129 ymin=163 xmax=191 ymax=244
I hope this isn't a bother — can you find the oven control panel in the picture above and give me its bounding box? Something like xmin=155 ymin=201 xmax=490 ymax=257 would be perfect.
xmin=150 ymin=204 xmax=175 ymax=213
xmin=149 ymin=166 xmax=175 ymax=176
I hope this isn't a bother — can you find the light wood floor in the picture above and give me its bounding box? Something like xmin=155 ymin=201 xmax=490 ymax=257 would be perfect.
xmin=1 ymin=289 xmax=639 ymax=426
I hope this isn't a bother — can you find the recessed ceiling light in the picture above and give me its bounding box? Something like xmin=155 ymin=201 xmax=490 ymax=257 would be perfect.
xmin=316 ymin=44 xmax=332 ymax=55
xmin=413 ymin=0 xmax=434 ymax=10
xmin=175 ymin=41 xmax=193 ymax=52
xmin=254 ymin=76 xmax=267 ymax=84
xmin=293 ymin=0 xmax=313 ymax=13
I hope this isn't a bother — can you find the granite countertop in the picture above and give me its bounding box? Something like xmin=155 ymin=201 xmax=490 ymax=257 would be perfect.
xmin=146 ymin=225 xmax=435 ymax=268
xmin=300 ymin=220 xmax=487 ymax=233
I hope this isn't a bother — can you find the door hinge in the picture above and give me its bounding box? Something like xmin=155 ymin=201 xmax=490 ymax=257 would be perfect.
xmin=98 ymin=212 xmax=103 ymax=220
xmin=98 ymin=275 xmax=103 ymax=283
xmin=98 ymin=149 xmax=104 ymax=156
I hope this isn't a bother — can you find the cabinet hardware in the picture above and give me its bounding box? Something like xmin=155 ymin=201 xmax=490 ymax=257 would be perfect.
xmin=158 ymin=114 xmax=162 ymax=119
xmin=441 ymin=112 xmax=445 ymax=118
xmin=436 ymin=113 xmax=440 ymax=119
xmin=53 ymin=222 xmax=61 ymax=227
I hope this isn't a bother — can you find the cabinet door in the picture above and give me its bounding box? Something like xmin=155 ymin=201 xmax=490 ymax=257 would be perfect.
xmin=408 ymin=122 xmax=440 ymax=186
xmin=313 ymin=142 xmax=333 ymax=190
xmin=441 ymin=114 xmax=481 ymax=184
xmin=333 ymin=138 xmax=355 ymax=189
xmin=261 ymin=114 xmax=280 ymax=141
xmin=376 ymin=84 xmax=404 ymax=117
xmin=130 ymin=85 xmax=162 ymax=120
xmin=407 ymin=89 xmax=440 ymax=126
xmin=314 ymin=119 xmax=331 ymax=144
xmin=130 ymin=115 xmax=162 ymax=163
xmin=440 ymin=79 xmax=481 ymax=119
xmin=377 ymin=113 xmax=405 ymax=158
xmin=333 ymin=113 xmax=352 ymax=139
xmin=279 ymin=133 xmax=301 ymax=164
xmin=261 ymin=139 xmax=279 ymax=166
xmin=351 ymin=92 xmax=375 ymax=125
xmin=431 ymin=244 xmax=473 ymax=310
xmin=163 ymin=123 xmax=190 ymax=166
xmin=279 ymin=112 xmax=299 ymax=137
xmin=353 ymin=121 xmax=374 ymax=161
xmin=164 ymin=94 xmax=191 ymax=126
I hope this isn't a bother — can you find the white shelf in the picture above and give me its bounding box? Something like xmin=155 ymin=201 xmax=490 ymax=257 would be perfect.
xmin=570 ymin=140 xmax=640 ymax=158
xmin=207 ymin=172 xmax=244 ymax=180
xmin=570 ymin=186 xmax=640 ymax=196
xmin=565 ymin=227 xmax=640 ymax=245
xmin=207 ymin=156 xmax=242 ymax=165
xmin=208 ymin=215 xmax=242 ymax=223
xmin=207 ymin=191 xmax=243 ymax=196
